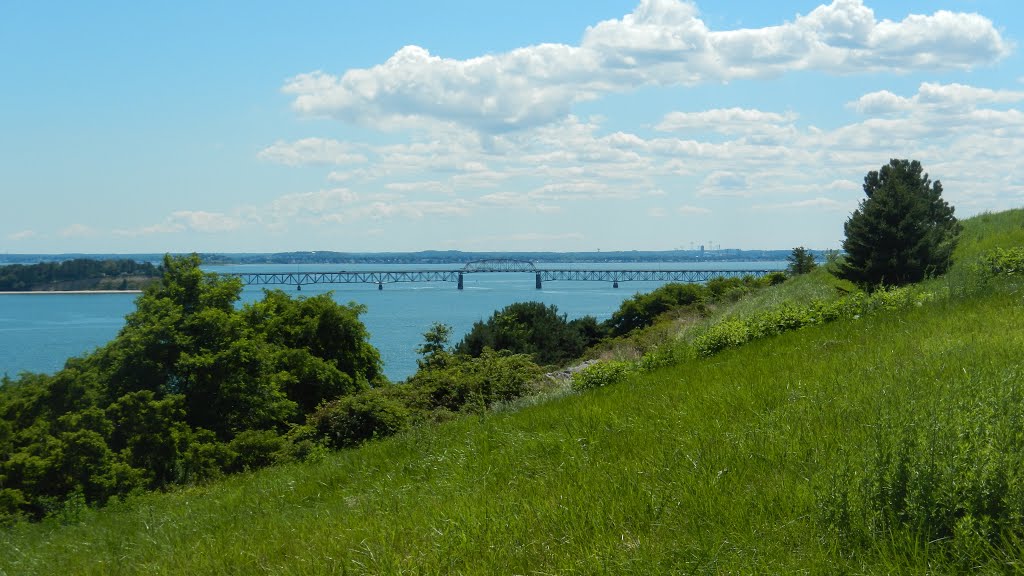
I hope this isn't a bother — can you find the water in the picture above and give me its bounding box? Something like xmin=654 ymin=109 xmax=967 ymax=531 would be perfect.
xmin=0 ymin=261 xmax=785 ymax=382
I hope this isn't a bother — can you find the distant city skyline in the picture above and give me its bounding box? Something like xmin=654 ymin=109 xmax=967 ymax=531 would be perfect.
xmin=2 ymin=1 xmax=1021 ymax=253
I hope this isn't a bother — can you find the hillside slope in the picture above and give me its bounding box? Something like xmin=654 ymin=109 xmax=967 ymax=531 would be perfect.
xmin=3 ymin=211 xmax=1024 ymax=574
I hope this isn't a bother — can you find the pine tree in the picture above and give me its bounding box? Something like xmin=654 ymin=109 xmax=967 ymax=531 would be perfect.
xmin=786 ymin=246 xmax=817 ymax=276
xmin=839 ymin=159 xmax=960 ymax=288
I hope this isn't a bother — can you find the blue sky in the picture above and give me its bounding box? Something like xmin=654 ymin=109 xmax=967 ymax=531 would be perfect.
xmin=2 ymin=0 xmax=1021 ymax=253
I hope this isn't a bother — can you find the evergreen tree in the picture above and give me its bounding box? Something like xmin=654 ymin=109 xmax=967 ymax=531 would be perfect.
xmin=786 ymin=247 xmax=817 ymax=276
xmin=839 ymin=159 xmax=960 ymax=288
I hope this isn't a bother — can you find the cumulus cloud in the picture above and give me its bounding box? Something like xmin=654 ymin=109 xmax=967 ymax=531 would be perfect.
xmin=656 ymin=108 xmax=798 ymax=133
xmin=851 ymin=82 xmax=1024 ymax=114
xmin=270 ymin=188 xmax=360 ymax=220
xmin=282 ymin=0 xmax=1009 ymax=133
xmin=697 ymin=171 xmax=751 ymax=197
xmin=259 ymin=138 xmax=367 ymax=166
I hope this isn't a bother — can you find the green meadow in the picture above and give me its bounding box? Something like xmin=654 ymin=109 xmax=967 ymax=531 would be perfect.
xmin=3 ymin=209 xmax=1024 ymax=574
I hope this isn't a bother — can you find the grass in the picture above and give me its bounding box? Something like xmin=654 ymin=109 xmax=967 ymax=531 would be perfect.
xmin=3 ymin=210 xmax=1024 ymax=574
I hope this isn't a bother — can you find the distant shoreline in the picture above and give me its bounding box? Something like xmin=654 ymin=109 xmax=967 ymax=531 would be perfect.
xmin=0 ymin=290 xmax=143 ymax=295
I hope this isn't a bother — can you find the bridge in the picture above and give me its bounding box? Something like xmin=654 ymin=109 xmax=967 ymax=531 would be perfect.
xmin=226 ymin=259 xmax=776 ymax=290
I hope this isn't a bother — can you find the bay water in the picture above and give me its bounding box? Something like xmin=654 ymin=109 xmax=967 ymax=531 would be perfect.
xmin=0 ymin=261 xmax=784 ymax=382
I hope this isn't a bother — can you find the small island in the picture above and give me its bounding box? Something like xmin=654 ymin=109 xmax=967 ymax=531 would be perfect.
xmin=0 ymin=258 xmax=160 ymax=292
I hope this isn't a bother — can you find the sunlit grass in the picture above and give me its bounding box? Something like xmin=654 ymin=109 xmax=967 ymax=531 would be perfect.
xmin=3 ymin=209 xmax=1024 ymax=574
xmin=3 ymin=284 xmax=1023 ymax=574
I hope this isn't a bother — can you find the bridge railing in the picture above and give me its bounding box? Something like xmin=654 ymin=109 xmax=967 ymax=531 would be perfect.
xmin=226 ymin=266 xmax=775 ymax=290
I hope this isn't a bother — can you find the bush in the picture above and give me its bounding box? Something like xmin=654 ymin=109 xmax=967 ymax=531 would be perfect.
xmin=456 ymin=302 xmax=601 ymax=365
xmin=227 ymin=429 xmax=287 ymax=472
xmin=571 ymin=362 xmax=634 ymax=391
xmin=404 ymin=350 xmax=543 ymax=415
xmin=310 ymin=389 xmax=410 ymax=449
xmin=978 ymin=247 xmax=1024 ymax=276
xmin=692 ymin=285 xmax=934 ymax=357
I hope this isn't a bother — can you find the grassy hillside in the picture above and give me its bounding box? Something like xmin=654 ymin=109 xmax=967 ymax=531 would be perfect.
xmin=2 ymin=210 xmax=1023 ymax=574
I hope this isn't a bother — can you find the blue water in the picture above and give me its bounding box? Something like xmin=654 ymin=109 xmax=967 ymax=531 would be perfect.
xmin=0 ymin=262 xmax=784 ymax=382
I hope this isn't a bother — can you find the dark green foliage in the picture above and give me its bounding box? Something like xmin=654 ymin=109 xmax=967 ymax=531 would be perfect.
xmin=310 ymin=389 xmax=410 ymax=449
xmin=0 ymin=258 xmax=160 ymax=291
xmin=403 ymin=350 xmax=543 ymax=415
xmin=0 ymin=254 xmax=384 ymax=519
xmin=787 ymin=246 xmax=817 ymax=275
xmin=416 ymin=322 xmax=453 ymax=371
xmin=227 ymin=430 xmax=287 ymax=472
xmin=605 ymin=283 xmax=705 ymax=337
xmin=456 ymin=302 xmax=601 ymax=365
xmin=840 ymin=159 xmax=961 ymax=288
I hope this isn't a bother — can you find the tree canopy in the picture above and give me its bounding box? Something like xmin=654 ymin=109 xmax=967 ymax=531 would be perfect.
xmin=839 ymin=159 xmax=960 ymax=288
xmin=0 ymin=254 xmax=383 ymax=520
xmin=0 ymin=259 xmax=160 ymax=291
xmin=455 ymin=302 xmax=601 ymax=365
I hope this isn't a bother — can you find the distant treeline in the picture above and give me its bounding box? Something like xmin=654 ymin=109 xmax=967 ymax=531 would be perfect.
xmin=1 ymin=249 xmax=813 ymax=268
xmin=199 ymin=249 xmax=803 ymax=265
xmin=0 ymin=259 xmax=161 ymax=291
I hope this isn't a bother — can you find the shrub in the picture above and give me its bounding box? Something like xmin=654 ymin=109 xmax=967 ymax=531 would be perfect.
xmin=227 ymin=429 xmax=287 ymax=472
xmin=979 ymin=247 xmax=1024 ymax=276
xmin=309 ymin=389 xmax=410 ymax=449
xmin=692 ymin=285 xmax=933 ymax=357
xmin=571 ymin=361 xmax=634 ymax=391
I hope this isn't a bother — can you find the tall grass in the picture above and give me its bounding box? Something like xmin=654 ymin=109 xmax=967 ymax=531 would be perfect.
xmin=3 ymin=283 xmax=1023 ymax=574
xmin=3 ymin=209 xmax=1024 ymax=574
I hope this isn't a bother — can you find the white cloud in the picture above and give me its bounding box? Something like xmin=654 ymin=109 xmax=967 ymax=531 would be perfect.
xmin=168 ymin=211 xmax=241 ymax=233
xmin=281 ymin=0 xmax=1009 ymax=133
xmin=656 ymin=108 xmax=797 ymax=133
xmin=852 ymin=82 xmax=1024 ymax=114
xmin=534 ymin=204 xmax=562 ymax=214
xmin=753 ymin=197 xmax=848 ymax=211
xmin=270 ymin=188 xmax=360 ymax=220
xmin=115 ymin=210 xmax=243 ymax=237
xmin=7 ymin=230 xmax=36 ymax=241
xmin=59 ymin=224 xmax=97 ymax=238
xmin=318 ymin=199 xmax=473 ymax=223
xmin=697 ymin=171 xmax=751 ymax=197
xmin=259 ymin=138 xmax=367 ymax=166
xmin=678 ymin=204 xmax=711 ymax=215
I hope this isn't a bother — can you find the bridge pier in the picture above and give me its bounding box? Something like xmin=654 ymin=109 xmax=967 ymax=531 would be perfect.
xmin=378 ymin=283 xmax=383 ymax=291
xmin=535 ymin=273 xmax=542 ymax=290
xmin=613 ymin=281 xmax=618 ymax=288
xmin=458 ymin=272 xmax=464 ymax=290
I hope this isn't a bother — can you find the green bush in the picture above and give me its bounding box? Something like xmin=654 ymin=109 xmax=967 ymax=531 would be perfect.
xmin=979 ymin=247 xmax=1024 ymax=276
xmin=571 ymin=361 xmax=634 ymax=391
xmin=309 ymin=389 xmax=410 ymax=449
xmin=227 ymin=429 xmax=287 ymax=472
xmin=693 ymin=285 xmax=933 ymax=357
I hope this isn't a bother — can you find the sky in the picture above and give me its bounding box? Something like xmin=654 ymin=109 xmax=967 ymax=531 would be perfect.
xmin=1 ymin=0 xmax=1021 ymax=254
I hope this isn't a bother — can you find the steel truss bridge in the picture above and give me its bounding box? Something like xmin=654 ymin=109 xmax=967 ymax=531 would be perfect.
xmin=226 ymin=259 xmax=775 ymax=290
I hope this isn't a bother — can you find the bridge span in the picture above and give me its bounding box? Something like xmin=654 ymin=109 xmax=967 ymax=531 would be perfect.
xmin=225 ymin=259 xmax=776 ymax=290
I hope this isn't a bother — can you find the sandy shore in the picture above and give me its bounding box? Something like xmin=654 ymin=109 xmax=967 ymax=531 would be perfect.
xmin=0 ymin=290 xmax=143 ymax=295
